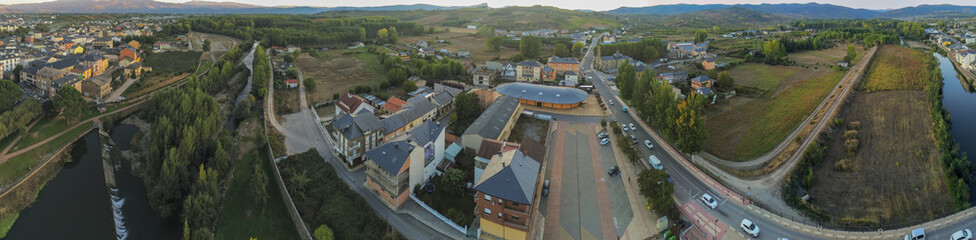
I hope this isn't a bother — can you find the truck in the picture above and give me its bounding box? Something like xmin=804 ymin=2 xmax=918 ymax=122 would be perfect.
xmin=649 ymin=155 xmax=663 ymax=170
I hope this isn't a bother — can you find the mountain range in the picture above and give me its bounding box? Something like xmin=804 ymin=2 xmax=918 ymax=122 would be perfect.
xmin=1 ymin=0 xmax=976 ymax=19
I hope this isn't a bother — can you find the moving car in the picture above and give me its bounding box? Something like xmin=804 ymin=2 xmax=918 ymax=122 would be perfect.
xmin=600 ymin=138 xmax=610 ymax=146
xmin=542 ymin=180 xmax=550 ymax=197
xmin=700 ymin=193 xmax=718 ymax=209
xmin=607 ymin=166 xmax=620 ymax=176
xmin=644 ymin=140 xmax=654 ymax=149
xmin=649 ymin=155 xmax=663 ymax=170
xmin=740 ymin=219 xmax=760 ymax=238
xmin=629 ymin=123 xmax=636 ymax=131
xmin=952 ymin=229 xmax=973 ymax=240
xmin=622 ymin=106 xmax=628 ymax=112
xmin=609 ymin=99 xmax=614 ymax=105
xmin=904 ymin=228 xmax=924 ymax=240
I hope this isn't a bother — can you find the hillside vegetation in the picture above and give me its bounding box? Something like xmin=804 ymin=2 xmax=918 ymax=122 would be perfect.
xmin=660 ymin=7 xmax=790 ymax=27
xmin=317 ymin=6 xmax=620 ymax=30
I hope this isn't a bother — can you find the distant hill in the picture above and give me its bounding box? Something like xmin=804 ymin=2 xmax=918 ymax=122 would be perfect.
xmin=661 ymin=7 xmax=790 ymax=28
xmin=0 ymin=0 xmax=483 ymax=14
xmin=318 ymin=3 xmax=485 ymax=12
xmin=878 ymin=5 xmax=976 ymax=18
xmin=317 ymin=6 xmax=620 ymax=31
xmin=607 ymin=3 xmax=880 ymax=19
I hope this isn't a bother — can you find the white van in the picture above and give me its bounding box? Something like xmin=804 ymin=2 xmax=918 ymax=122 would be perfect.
xmin=648 ymin=155 xmax=663 ymax=170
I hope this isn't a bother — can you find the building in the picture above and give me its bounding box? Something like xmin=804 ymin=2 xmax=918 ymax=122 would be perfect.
xmin=594 ymin=51 xmax=632 ymax=72
xmin=473 ymin=69 xmax=496 ymax=88
xmin=691 ymin=75 xmax=715 ymax=96
xmin=516 ymin=60 xmax=542 ymax=82
xmin=329 ymin=111 xmax=385 ymax=166
xmin=540 ymin=67 xmax=556 ymax=83
xmin=82 ymin=74 xmax=111 ymax=100
xmin=285 ymin=79 xmax=298 ymax=88
xmin=417 ymin=40 xmax=428 ymax=48
xmin=430 ymin=90 xmax=457 ymax=120
xmin=92 ymin=37 xmax=113 ymax=48
xmin=127 ymin=40 xmax=141 ymax=49
xmin=458 ymin=50 xmax=471 ymax=58
xmin=123 ymin=62 xmax=151 ymax=78
xmin=658 ymin=71 xmax=688 ymax=84
xmin=365 ymin=121 xmax=446 ymax=209
xmin=335 ymin=93 xmax=375 ymax=116
xmin=546 ymin=57 xmax=580 ymax=74
xmin=838 ymin=60 xmax=850 ymax=68
xmin=461 ymin=95 xmax=522 ymax=150
xmin=381 ymin=94 xmax=438 ymax=142
xmin=383 ymin=96 xmax=407 ymax=113
xmin=0 ymin=55 xmax=20 ymax=73
xmin=702 ymin=59 xmax=716 ymax=70
xmin=474 ymin=149 xmax=541 ymax=240
xmin=120 ymin=47 xmax=140 ymax=65
xmin=495 ymin=82 xmax=588 ymax=109
xmin=561 ymin=71 xmax=579 ymax=87
xmin=397 ymin=52 xmax=411 ymax=61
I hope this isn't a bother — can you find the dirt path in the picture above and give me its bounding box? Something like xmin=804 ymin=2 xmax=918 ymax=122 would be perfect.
xmin=0 ymin=99 xmax=148 ymax=164
xmin=0 ymin=116 xmax=43 ymax=156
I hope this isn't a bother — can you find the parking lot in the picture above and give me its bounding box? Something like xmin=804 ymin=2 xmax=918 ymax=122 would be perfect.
xmin=541 ymin=121 xmax=632 ymax=240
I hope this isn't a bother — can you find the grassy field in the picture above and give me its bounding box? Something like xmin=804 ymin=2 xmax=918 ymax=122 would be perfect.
xmin=214 ymin=148 xmax=299 ymax=240
xmin=294 ymin=49 xmax=388 ymax=104
xmin=195 ymin=60 xmax=212 ymax=76
xmin=810 ymin=90 xmax=951 ymax=225
xmin=0 ymin=212 xmax=17 ymax=239
xmin=318 ymin=6 xmax=619 ymax=31
xmin=400 ymin=32 xmax=525 ymax=65
xmin=706 ymin=70 xmax=844 ymax=160
xmin=726 ymin=63 xmax=804 ymax=97
xmin=0 ymin=125 xmax=91 ymax=187
xmin=790 ymin=44 xmax=866 ymax=67
xmin=860 ymin=46 xmax=932 ymax=92
xmin=142 ymin=52 xmax=203 ymax=73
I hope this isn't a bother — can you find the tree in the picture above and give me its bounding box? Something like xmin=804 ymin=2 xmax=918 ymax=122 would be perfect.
xmin=442 ymin=168 xmax=466 ymax=196
xmin=485 ymin=36 xmax=503 ymax=52
xmin=53 ymin=86 xmax=85 ymax=124
xmin=519 ymin=36 xmax=542 ymax=58
xmin=673 ymin=94 xmax=708 ymax=154
xmin=637 ymin=168 xmax=676 ymax=218
xmin=377 ymin=28 xmax=389 ymax=43
xmin=449 ymin=92 xmax=483 ymax=133
xmin=250 ymin=161 xmax=269 ymax=207
xmin=12 ymin=65 xmax=23 ymax=83
xmin=762 ymin=40 xmax=788 ymax=64
xmin=694 ymin=30 xmax=708 ymax=44
xmin=631 ymin=71 xmax=651 ymax=117
xmin=304 ymin=78 xmax=317 ymax=91
xmin=572 ymin=42 xmax=585 ymax=57
xmin=314 ymin=225 xmax=335 ymax=240
xmin=617 ymin=62 xmax=637 ymax=99
xmin=283 ymin=54 xmax=295 ymax=63
xmin=844 ymin=44 xmax=857 ymax=62
xmin=477 ymin=25 xmax=494 ymax=38
xmin=388 ymin=27 xmax=399 ymax=43
xmin=203 ymin=39 xmax=211 ymax=52
xmin=387 ymin=68 xmax=408 ymax=87
xmin=0 ymin=80 xmax=21 ymax=112
xmin=401 ymin=82 xmax=418 ymax=93
xmin=552 ymin=44 xmax=568 ymax=58
xmin=712 ymin=26 xmax=720 ymax=33
xmin=214 ymin=141 xmax=230 ymax=175
xmin=716 ymin=71 xmax=735 ymax=92
xmin=510 ymin=53 xmax=526 ymax=63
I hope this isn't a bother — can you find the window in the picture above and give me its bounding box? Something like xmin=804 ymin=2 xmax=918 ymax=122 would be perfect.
xmin=484 ymin=195 xmax=491 ymax=202
xmin=484 ymin=208 xmax=491 ymax=215
xmin=512 ymin=215 xmax=519 ymax=220
xmin=498 ymin=213 xmax=502 ymax=219
xmin=513 ymin=202 xmax=519 ymax=207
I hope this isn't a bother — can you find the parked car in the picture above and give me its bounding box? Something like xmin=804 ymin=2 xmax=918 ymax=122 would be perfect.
xmin=598 ymin=132 xmax=609 ymax=139
xmin=600 ymin=138 xmax=610 ymax=146
xmin=644 ymin=140 xmax=654 ymax=149
xmin=700 ymin=193 xmax=718 ymax=209
xmin=952 ymin=229 xmax=972 ymax=240
xmin=630 ymin=135 xmax=637 ymax=144
xmin=542 ymin=180 xmax=550 ymax=197
xmin=629 ymin=123 xmax=636 ymax=131
xmin=904 ymin=228 xmax=925 ymax=240
xmin=608 ymin=99 xmax=614 ymax=105
xmin=740 ymin=219 xmax=760 ymax=238
xmin=607 ymin=166 xmax=620 ymax=176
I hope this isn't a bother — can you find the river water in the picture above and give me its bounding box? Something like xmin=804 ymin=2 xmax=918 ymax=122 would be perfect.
xmin=2 ymin=124 xmax=179 ymax=240
xmin=934 ymin=52 xmax=976 ymax=202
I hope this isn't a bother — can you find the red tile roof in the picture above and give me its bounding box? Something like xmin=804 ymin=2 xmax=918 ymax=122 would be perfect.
xmin=285 ymin=79 xmax=298 ymax=84
xmin=336 ymin=93 xmax=366 ymax=115
xmin=383 ymin=96 xmax=408 ymax=112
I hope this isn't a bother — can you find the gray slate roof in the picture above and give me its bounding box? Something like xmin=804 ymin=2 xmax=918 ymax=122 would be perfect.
xmin=366 ymin=140 xmax=414 ymax=175
xmin=408 ymin=121 xmax=444 ymax=146
xmin=431 ymin=91 xmax=454 ymax=107
xmin=332 ymin=112 xmax=383 ymax=140
xmin=473 ymin=151 xmax=540 ymax=205
xmin=463 ymin=96 xmax=520 ymax=140
xmin=518 ymin=60 xmax=542 ymax=68
xmin=495 ymin=82 xmax=589 ymax=105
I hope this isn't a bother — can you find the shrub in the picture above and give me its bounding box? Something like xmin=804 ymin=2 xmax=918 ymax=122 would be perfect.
xmin=842 ymin=130 xmax=858 ymax=140
xmin=847 ymin=121 xmax=861 ymax=130
xmin=832 ymin=118 xmax=844 ymax=127
xmin=833 ymin=158 xmax=855 ymax=172
xmin=844 ymin=138 xmax=859 ymax=156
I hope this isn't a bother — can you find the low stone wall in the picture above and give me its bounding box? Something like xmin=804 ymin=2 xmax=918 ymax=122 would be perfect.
xmin=263 ymin=114 xmax=313 ymax=240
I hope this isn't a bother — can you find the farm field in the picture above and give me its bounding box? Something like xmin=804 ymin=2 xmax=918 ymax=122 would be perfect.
xmin=400 ymin=31 xmax=543 ymax=65
xmin=294 ymin=49 xmax=388 ymax=105
xmin=726 ymin=63 xmax=804 ymax=97
xmin=705 ymin=71 xmax=844 ymax=160
xmin=860 ymin=46 xmax=932 ymax=92
xmin=809 ymin=90 xmax=951 ymax=226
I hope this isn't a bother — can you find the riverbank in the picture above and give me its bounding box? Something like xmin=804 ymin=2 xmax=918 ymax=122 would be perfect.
xmin=935 ymin=40 xmax=976 ymax=89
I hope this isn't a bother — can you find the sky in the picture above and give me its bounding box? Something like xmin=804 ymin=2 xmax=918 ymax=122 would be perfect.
xmin=5 ymin=0 xmax=976 ymax=11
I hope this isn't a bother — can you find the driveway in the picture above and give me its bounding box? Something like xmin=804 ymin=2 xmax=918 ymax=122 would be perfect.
xmin=541 ymin=121 xmax=631 ymax=240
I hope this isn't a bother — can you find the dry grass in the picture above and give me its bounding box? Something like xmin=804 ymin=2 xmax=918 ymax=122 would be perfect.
xmin=790 ymin=44 xmax=866 ymax=67
xmin=810 ymin=90 xmax=952 ymax=225
xmin=400 ymin=32 xmax=523 ymax=64
xmin=293 ymin=50 xmax=386 ymax=104
xmin=726 ymin=63 xmax=804 ymax=97
xmin=861 ymin=46 xmax=932 ymax=92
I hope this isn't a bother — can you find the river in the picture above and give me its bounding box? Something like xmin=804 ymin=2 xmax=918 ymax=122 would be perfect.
xmin=2 ymin=124 xmax=179 ymax=240
xmin=934 ymin=52 xmax=976 ymax=201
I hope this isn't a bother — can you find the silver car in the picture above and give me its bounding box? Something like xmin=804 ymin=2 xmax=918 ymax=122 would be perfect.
xmin=628 ymin=123 xmax=636 ymax=131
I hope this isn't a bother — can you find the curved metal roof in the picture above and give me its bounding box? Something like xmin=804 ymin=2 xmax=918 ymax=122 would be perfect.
xmin=495 ymin=83 xmax=589 ymax=105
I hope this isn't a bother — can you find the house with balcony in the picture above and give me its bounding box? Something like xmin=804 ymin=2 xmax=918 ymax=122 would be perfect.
xmin=329 ymin=111 xmax=385 ymax=166
xmin=516 ymin=60 xmax=542 ymax=82
xmin=474 ymin=149 xmax=541 ymax=240
xmin=335 ymin=93 xmax=375 ymax=116
xmin=473 ymin=69 xmax=496 ymax=88
xmin=365 ymin=120 xmax=446 ymax=209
